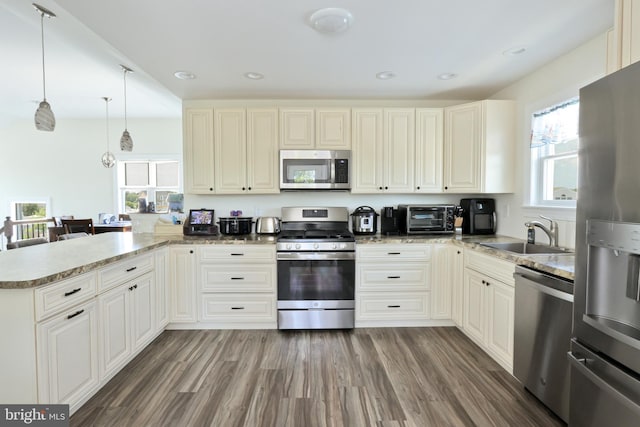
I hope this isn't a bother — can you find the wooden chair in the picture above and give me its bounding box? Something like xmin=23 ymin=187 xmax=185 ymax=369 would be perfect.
xmin=118 ymin=214 xmax=131 ymax=221
xmin=61 ymin=218 xmax=94 ymax=235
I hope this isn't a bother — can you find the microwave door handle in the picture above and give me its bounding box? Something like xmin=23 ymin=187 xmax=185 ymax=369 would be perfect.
xmin=492 ymin=211 xmax=497 ymax=233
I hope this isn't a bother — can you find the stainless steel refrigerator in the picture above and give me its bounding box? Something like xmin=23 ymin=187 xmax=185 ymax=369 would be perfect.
xmin=570 ymin=60 xmax=640 ymax=425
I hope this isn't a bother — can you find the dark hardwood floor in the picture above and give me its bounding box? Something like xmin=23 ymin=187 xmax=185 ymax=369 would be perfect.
xmin=71 ymin=327 xmax=563 ymax=427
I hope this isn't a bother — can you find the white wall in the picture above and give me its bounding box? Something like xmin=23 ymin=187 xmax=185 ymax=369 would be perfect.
xmin=489 ymin=32 xmax=609 ymax=248
xmin=0 ymin=118 xmax=182 ymax=221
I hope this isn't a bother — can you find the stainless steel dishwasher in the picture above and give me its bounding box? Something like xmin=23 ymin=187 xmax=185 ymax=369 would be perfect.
xmin=513 ymin=265 xmax=574 ymax=423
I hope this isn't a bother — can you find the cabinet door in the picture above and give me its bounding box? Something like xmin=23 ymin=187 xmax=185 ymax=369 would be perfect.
xmin=486 ymin=279 xmax=514 ymax=367
xmin=415 ymin=108 xmax=443 ymax=192
xmin=170 ymin=247 xmax=197 ymax=323
xmin=444 ymin=102 xmax=482 ymax=192
xmin=450 ymin=246 xmax=464 ymax=327
xmin=616 ymin=0 xmax=640 ymax=69
xmin=384 ymin=108 xmax=415 ymax=192
xmin=463 ymin=269 xmax=486 ymax=344
xmin=99 ymin=284 xmax=131 ymax=379
xmin=280 ymin=109 xmax=314 ymax=148
xmin=130 ymin=271 xmax=155 ymax=351
xmin=183 ymin=108 xmax=215 ymax=193
xmin=316 ymin=108 xmax=351 ymax=149
xmin=155 ymin=248 xmax=169 ymax=331
xmin=430 ymin=244 xmax=452 ymax=320
xmin=37 ymin=301 xmax=98 ymax=407
xmin=247 ymin=108 xmax=280 ymax=193
xmin=215 ymin=109 xmax=247 ymax=193
xmin=351 ymin=109 xmax=383 ymax=193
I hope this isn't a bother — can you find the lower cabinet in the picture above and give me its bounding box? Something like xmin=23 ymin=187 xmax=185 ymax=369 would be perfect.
xmin=36 ymin=300 xmax=99 ymax=412
xmin=462 ymin=250 xmax=515 ymax=372
xmin=198 ymin=245 xmax=277 ymax=328
xmin=169 ymin=246 xmax=198 ymax=323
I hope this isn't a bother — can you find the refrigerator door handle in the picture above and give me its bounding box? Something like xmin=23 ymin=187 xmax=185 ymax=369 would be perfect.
xmin=568 ymin=351 xmax=640 ymax=416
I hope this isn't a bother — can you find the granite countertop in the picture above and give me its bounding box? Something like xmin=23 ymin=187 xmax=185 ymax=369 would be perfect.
xmin=0 ymin=231 xmax=574 ymax=289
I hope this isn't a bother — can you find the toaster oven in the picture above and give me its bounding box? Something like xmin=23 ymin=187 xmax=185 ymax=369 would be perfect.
xmin=397 ymin=204 xmax=457 ymax=234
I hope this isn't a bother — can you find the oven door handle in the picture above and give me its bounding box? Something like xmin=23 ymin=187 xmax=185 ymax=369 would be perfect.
xmin=277 ymin=252 xmax=355 ymax=261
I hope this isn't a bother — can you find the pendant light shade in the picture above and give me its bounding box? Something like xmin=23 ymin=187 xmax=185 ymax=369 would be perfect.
xmin=101 ymin=97 xmax=115 ymax=168
xmin=33 ymin=3 xmax=56 ymax=132
xmin=119 ymin=65 xmax=134 ymax=151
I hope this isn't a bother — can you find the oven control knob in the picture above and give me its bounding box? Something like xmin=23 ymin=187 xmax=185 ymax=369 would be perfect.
xmin=332 ymin=243 xmax=338 ymax=249
xmin=286 ymin=243 xmax=292 ymax=250
xmin=295 ymin=243 xmax=301 ymax=250
xmin=313 ymin=243 xmax=320 ymax=249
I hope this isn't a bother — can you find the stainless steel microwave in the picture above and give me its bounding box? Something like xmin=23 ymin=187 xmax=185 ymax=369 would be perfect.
xmin=280 ymin=150 xmax=351 ymax=190
xmin=397 ymin=204 xmax=457 ymax=234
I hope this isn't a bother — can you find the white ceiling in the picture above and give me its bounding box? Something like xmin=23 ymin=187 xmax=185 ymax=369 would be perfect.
xmin=0 ymin=0 xmax=614 ymax=123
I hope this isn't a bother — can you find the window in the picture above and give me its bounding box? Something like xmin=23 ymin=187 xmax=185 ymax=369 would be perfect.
xmin=9 ymin=200 xmax=50 ymax=240
xmin=530 ymin=98 xmax=579 ymax=207
xmin=117 ymin=160 xmax=181 ymax=213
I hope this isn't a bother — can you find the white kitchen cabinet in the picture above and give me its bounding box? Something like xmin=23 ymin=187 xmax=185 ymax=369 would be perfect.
xmin=280 ymin=108 xmax=314 ymax=148
xmin=183 ymin=108 xmax=215 ymax=193
xmin=462 ymin=249 xmax=515 ymax=372
xmin=155 ymin=248 xmax=169 ymax=331
xmin=356 ymin=244 xmax=433 ymax=326
xmin=36 ymin=300 xmax=99 ymax=412
xmin=430 ymin=244 xmax=452 ymax=320
xmin=609 ymin=0 xmax=640 ymax=73
xmin=214 ymin=108 xmax=279 ymax=194
xmin=351 ymin=108 xmax=415 ymax=193
xmin=415 ymin=108 xmax=444 ymax=192
xmin=198 ymin=245 xmax=277 ymax=328
xmin=443 ymin=100 xmax=515 ymax=193
xmin=450 ymin=246 xmax=464 ymax=327
xmin=169 ymin=246 xmax=198 ymax=323
xmin=98 ymin=270 xmax=155 ymax=381
xmin=316 ymin=108 xmax=351 ymax=149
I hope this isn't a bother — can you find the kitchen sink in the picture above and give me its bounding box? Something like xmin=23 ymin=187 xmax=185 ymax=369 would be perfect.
xmin=480 ymin=242 xmax=572 ymax=254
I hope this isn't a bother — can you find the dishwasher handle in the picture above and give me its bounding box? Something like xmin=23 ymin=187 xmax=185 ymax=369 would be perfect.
xmin=514 ymin=272 xmax=574 ymax=303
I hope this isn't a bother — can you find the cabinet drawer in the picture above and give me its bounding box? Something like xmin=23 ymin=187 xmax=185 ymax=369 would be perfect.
xmin=35 ymin=272 xmax=97 ymax=321
xmin=200 ymin=294 xmax=276 ymax=322
xmin=357 ymin=265 xmax=430 ymax=291
xmin=98 ymin=253 xmax=154 ymax=293
xmin=200 ymin=265 xmax=275 ymax=292
xmin=357 ymin=292 xmax=430 ymax=320
xmin=465 ymin=250 xmax=515 ymax=286
xmin=357 ymin=244 xmax=430 ymax=261
xmin=199 ymin=245 xmax=275 ymax=262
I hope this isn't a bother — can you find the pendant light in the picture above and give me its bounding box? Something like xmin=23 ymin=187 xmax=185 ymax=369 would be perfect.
xmin=101 ymin=97 xmax=115 ymax=168
xmin=33 ymin=3 xmax=56 ymax=132
xmin=119 ymin=65 xmax=134 ymax=151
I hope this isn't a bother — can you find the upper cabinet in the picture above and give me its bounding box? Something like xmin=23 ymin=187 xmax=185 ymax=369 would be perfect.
xmin=443 ymin=100 xmax=515 ymax=193
xmin=215 ymin=108 xmax=279 ymax=194
xmin=415 ymin=108 xmax=444 ymax=192
xmin=280 ymin=108 xmax=351 ymax=149
xmin=352 ymin=108 xmax=415 ymax=193
xmin=609 ymin=0 xmax=640 ymax=73
xmin=183 ymin=108 xmax=215 ymax=194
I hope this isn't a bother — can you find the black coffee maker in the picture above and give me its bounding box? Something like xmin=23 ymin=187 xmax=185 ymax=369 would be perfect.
xmin=380 ymin=206 xmax=400 ymax=235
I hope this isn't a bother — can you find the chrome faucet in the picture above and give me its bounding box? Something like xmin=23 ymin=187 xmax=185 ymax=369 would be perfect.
xmin=524 ymin=215 xmax=559 ymax=247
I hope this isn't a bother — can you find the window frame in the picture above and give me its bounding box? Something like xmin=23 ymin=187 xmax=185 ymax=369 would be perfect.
xmin=116 ymin=157 xmax=182 ymax=214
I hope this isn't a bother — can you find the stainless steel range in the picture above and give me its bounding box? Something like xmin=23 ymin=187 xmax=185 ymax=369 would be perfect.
xmin=276 ymin=206 xmax=355 ymax=330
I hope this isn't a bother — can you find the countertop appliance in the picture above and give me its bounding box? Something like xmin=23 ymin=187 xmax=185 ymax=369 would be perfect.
xmin=217 ymin=217 xmax=253 ymax=235
xmin=280 ymin=150 xmax=350 ymax=190
xmin=350 ymin=206 xmax=378 ymax=235
xmin=459 ymin=198 xmax=497 ymax=235
xmin=380 ymin=206 xmax=400 ymax=235
xmin=183 ymin=209 xmax=218 ymax=236
xmin=255 ymin=217 xmax=281 ymax=234
xmin=397 ymin=204 xmax=456 ymax=234
xmin=276 ymin=206 xmax=355 ymax=330
xmin=570 ymin=61 xmax=640 ymax=426
xmin=514 ymin=265 xmax=573 ymax=423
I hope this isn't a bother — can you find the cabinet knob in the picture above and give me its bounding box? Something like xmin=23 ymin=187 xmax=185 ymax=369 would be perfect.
xmin=189 ymin=250 xmax=194 ymax=254
xmin=417 ymin=186 xmax=421 ymax=190
xmin=248 ymin=187 xmax=252 ymax=191
xmin=444 ymin=186 xmax=448 ymax=190
xmin=457 ymin=251 xmax=461 ymax=254
xmin=209 ymin=187 xmax=213 ymax=191
xmin=242 ymin=187 xmax=246 ymax=191
xmin=379 ymin=186 xmax=383 ymax=190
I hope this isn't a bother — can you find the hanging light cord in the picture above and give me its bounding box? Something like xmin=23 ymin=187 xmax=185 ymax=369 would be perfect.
xmin=104 ymin=98 xmax=110 ymax=150
xmin=123 ymin=69 xmax=128 ymax=130
xmin=40 ymin=12 xmax=47 ymax=101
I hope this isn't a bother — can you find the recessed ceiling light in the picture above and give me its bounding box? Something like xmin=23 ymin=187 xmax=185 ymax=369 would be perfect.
xmin=376 ymin=71 xmax=396 ymax=80
xmin=244 ymin=72 xmax=264 ymax=80
xmin=437 ymin=73 xmax=458 ymax=80
xmin=503 ymin=46 xmax=527 ymax=56
xmin=309 ymin=8 xmax=354 ymax=34
xmin=174 ymin=71 xmax=196 ymax=80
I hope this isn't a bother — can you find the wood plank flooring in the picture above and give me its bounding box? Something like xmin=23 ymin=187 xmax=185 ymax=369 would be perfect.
xmin=71 ymin=327 xmax=563 ymax=427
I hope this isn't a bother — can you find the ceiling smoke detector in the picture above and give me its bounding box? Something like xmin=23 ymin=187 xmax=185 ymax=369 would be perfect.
xmin=174 ymin=71 xmax=196 ymax=80
xmin=309 ymin=8 xmax=354 ymax=34
xmin=376 ymin=71 xmax=396 ymax=80
xmin=244 ymin=72 xmax=264 ymax=80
